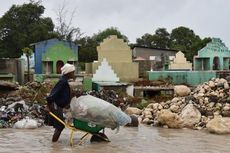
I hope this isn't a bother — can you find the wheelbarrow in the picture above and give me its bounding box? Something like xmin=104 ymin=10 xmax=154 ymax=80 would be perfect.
xmin=48 ymin=111 xmax=110 ymax=146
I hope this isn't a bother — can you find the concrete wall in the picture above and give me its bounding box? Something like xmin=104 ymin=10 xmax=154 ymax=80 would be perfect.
xmin=133 ymin=47 xmax=177 ymax=60
xmin=0 ymin=58 xmax=25 ymax=84
xmin=134 ymin=60 xmax=151 ymax=78
xmin=42 ymin=43 xmax=77 ymax=74
xmin=33 ymin=38 xmax=78 ymax=74
xmin=92 ymin=62 xmax=139 ymax=82
xmin=85 ymin=63 xmax=93 ymax=74
xmin=91 ymin=35 xmax=139 ymax=82
xmin=148 ymin=71 xmax=216 ymax=86
xmin=97 ymin=35 xmax=132 ymax=63
xmin=194 ymin=38 xmax=230 ymax=71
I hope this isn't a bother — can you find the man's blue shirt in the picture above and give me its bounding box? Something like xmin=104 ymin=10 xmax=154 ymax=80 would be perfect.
xmin=46 ymin=76 xmax=71 ymax=108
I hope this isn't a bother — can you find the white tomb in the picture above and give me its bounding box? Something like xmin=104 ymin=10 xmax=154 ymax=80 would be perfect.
xmin=92 ymin=58 xmax=120 ymax=82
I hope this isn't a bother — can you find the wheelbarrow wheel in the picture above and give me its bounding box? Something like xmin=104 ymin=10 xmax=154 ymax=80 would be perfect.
xmin=90 ymin=132 xmax=110 ymax=143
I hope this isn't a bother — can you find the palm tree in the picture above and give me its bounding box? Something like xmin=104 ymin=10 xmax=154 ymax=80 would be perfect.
xmin=22 ymin=47 xmax=33 ymax=82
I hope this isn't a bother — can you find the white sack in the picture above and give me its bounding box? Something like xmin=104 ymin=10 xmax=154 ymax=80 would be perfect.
xmin=70 ymin=95 xmax=131 ymax=130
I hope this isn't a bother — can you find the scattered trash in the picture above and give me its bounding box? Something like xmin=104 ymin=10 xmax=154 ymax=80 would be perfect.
xmin=0 ymin=98 xmax=46 ymax=128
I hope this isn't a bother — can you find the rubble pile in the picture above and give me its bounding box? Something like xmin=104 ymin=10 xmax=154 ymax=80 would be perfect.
xmin=0 ymin=80 xmax=54 ymax=128
xmin=75 ymin=90 xmax=141 ymax=109
xmin=18 ymin=80 xmax=54 ymax=104
xmin=0 ymin=99 xmax=45 ymax=128
xmin=133 ymin=78 xmax=230 ymax=133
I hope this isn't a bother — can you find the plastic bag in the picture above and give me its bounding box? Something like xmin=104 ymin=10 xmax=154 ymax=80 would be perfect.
xmin=13 ymin=117 xmax=38 ymax=129
xmin=70 ymin=95 xmax=131 ymax=130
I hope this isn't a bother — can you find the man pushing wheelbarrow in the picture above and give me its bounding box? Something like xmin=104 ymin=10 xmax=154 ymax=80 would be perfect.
xmin=45 ymin=63 xmax=133 ymax=145
xmin=45 ymin=63 xmax=76 ymax=142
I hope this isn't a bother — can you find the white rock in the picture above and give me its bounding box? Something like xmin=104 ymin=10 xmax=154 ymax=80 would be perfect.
xmin=214 ymin=111 xmax=221 ymax=116
xmin=142 ymin=118 xmax=150 ymax=124
xmin=224 ymin=82 xmax=230 ymax=89
xmin=144 ymin=108 xmax=153 ymax=112
xmin=181 ymin=98 xmax=185 ymax=103
xmin=219 ymin=78 xmax=227 ymax=84
xmin=209 ymin=102 xmax=215 ymax=108
xmin=223 ymin=106 xmax=230 ymax=111
xmin=158 ymin=105 xmax=163 ymax=110
xmin=197 ymin=93 xmax=204 ymax=97
xmin=145 ymin=115 xmax=153 ymax=119
xmin=204 ymin=85 xmax=210 ymax=90
xmin=170 ymin=105 xmax=180 ymax=113
xmin=219 ymin=93 xmax=224 ymax=98
xmin=152 ymin=103 xmax=160 ymax=110
xmin=177 ymin=101 xmax=183 ymax=105
xmin=174 ymin=85 xmax=191 ymax=97
xmin=204 ymin=97 xmax=209 ymax=104
xmin=201 ymin=116 xmax=209 ymax=123
xmin=206 ymin=116 xmax=230 ymax=134
xmin=193 ymin=93 xmax=198 ymax=99
xmin=143 ymin=110 xmax=152 ymax=116
xmin=142 ymin=118 xmax=154 ymax=124
xmin=210 ymin=91 xmax=217 ymax=96
xmin=125 ymin=107 xmax=142 ymax=115
xmin=157 ymin=109 xmax=183 ymax=128
xmin=216 ymin=103 xmax=222 ymax=109
xmin=171 ymin=97 xmax=180 ymax=103
xmin=208 ymin=81 xmax=215 ymax=88
xmin=199 ymin=88 xmax=205 ymax=93
xmin=199 ymin=99 xmax=204 ymax=105
xmin=180 ymin=104 xmax=201 ymax=128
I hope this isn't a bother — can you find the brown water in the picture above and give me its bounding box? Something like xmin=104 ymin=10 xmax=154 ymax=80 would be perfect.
xmin=0 ymin=125 xmax=230 ymax=153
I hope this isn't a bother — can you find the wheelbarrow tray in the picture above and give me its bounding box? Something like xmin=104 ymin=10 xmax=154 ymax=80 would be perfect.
xmin=73 ymin=118 xmax=104 ymax=134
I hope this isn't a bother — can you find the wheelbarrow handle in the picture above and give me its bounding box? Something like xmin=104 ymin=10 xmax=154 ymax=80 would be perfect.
xmin=49 ymin=111 xmax=67 ymax=127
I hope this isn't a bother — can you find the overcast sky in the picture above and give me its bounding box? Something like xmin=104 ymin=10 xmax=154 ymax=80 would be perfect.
xmin=0 ymin=0 xmax=230 ymax=47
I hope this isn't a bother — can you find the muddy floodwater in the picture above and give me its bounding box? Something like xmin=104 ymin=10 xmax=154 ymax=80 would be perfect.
xmin=0 ymin=125 xmax=230 ymax=153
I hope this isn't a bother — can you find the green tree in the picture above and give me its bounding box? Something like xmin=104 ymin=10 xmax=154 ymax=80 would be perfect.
xmin=136 ymin=28 xmax=170 ymax=48
xmin=136 ymin=33 xmax=154 ymax=47
xmin=92 ymin=27 xmax=128 ymax=43
xmin=152 ymin=28 xmax=170 ymax=48
xmin=170 ymin=26 xmax=201 ymax=61
xmin=76 ymin=36 xmax=98 ymax=63
xmin=0 ymin=1 xmax=57 ymax=58
xmin=22 ymin=47 xmax=33 ymax=82
xmin=190 ymin=37 xmax=212 ymax=60
xmin=135 ymin=26 xmax=211 ymax=62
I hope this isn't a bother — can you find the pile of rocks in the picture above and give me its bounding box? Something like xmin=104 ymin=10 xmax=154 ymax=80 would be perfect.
xmin=126 ymin=78 xmax=230 ymax=134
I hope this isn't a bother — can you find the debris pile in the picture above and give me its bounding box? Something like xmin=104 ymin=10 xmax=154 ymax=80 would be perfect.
xmin=0 ymin=99 xmax=45 ymax=128
xmin=75 ymin=90 xmax=141 ymax=109
xmin=0 ymin=80 xmax=53 ymax=128
xmin=138 ymin=78 xmax=230 ymax=133
xmin=18 ymin=80 xmax=54 ymax=104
